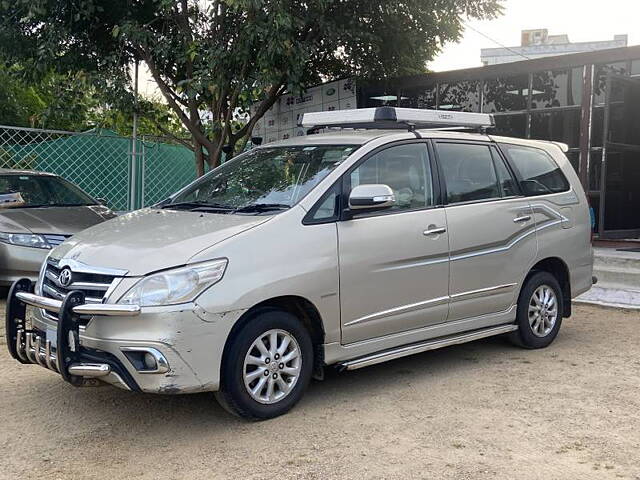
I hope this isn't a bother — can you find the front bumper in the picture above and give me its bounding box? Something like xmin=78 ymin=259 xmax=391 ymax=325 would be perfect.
xmin=6 ymin=279 xmax=145 ymax=390
xmin=6 ymin=279 xmax=245 ymax=394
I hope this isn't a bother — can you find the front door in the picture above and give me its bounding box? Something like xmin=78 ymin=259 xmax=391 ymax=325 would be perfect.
xmin=435 ymin=141 xmax=536 ymax=322
xmin=338 ymin=142 xmax=450 ymax=345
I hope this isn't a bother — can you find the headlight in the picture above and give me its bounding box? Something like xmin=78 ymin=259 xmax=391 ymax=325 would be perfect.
xmin=118 ymin=258 xmax=228 ymax=307
xmin=0 ymin=232 xmax=50 ymax=249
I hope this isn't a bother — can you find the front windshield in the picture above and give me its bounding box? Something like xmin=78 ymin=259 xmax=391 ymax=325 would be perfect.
xmin=0 ymin=174 xmax=96 ymax=209
xmin=169 ymin=144 xmax=358 ymax=212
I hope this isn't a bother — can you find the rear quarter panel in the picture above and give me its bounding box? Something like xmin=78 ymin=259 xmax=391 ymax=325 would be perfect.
xmin=495 ymin=137 xmax=593 ymax=298
xmin=538 ymin=144 xmax=593 ymax=298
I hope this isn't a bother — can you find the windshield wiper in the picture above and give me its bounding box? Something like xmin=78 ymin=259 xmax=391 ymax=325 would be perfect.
xmin=14 ymin=203 xmax=95 ymax=208
xmin=160 ymin=201 xmax=233 ymax=212
xmin=191 ymin=205 xmax=235 ymax=213
xmin=233 ymin=203 xmax=291 ymax=214
xmin=160 ymin=201 xmax=290 ymax=214
xmin=160 ymin=201 xmax=206 ymax=210
xmin=14 ymin=204 xmax=53 ymax=209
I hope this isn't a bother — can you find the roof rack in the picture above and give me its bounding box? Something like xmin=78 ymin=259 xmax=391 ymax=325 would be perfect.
xmin=299 ymin=107 xmax=495 ymax=133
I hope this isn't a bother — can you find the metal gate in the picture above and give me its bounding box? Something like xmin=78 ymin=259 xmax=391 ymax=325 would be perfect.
xmin=598 ymin=75 xmax=640 ymax=238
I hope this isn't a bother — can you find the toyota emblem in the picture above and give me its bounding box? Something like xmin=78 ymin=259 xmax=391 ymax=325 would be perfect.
xmin=59 ymin=267 xmax=73 ymax=287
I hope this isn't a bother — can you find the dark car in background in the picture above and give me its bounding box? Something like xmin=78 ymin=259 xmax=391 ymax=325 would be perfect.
xmin=0 ymin=169 xmax=116 ymax=290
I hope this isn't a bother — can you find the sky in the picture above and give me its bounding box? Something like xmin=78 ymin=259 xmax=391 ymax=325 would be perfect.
xmin=429 ymin=0 xmax=640 ymax=71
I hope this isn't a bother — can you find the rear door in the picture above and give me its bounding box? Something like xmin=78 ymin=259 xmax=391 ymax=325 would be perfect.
xmin=338 ymin=141 xmax=450 ymax=344
xmin=434 ymin=141 xmax=536 ymax=322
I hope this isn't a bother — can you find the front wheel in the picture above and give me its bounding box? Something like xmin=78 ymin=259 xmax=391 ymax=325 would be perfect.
xmin=215 ymin=309 xmax=313 ymax=420
xmin=510 ymin=271 xmax=564 ymax=349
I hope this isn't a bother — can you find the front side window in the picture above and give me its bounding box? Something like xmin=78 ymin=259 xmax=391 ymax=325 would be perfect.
xmin=0 ymin=175 xmax=96 ymax=208
xmin=307 ymin=184 xmax=339 ymax=223
xmin=437 ymin=143 xmax=501 ymax=204
xmin=170 ymin=145 xmax=357 ymax=213
xmin=501 ymin=144 xmax=570 ymax=196
xmin=349 ymin=143 xmax=434 ymax=212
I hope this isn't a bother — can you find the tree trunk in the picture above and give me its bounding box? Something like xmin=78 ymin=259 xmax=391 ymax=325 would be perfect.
xmin=206 ymin=130 xmax=224 ymax=169
xmin=194 ymin=138 xmax=205 ymax=177
xmin=207 ymin=151 xmax=220 ymax=170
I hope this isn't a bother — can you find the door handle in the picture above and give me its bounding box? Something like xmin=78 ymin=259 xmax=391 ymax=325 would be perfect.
xmin=423 ymin=227 xmax=447 ymax=236
xmin=513 ymin=215 xmax=532 ymax=223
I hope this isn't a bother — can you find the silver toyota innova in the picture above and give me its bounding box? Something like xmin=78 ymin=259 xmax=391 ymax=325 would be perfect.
xmin=5 ymin=108 xmax=594 ymax=420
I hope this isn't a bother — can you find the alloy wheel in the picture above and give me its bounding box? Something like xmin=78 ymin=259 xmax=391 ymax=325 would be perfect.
xmin=243 ymin=329 xmax=302 ymax=404
xmin=528 ymin=285 xmax=558 ymax=338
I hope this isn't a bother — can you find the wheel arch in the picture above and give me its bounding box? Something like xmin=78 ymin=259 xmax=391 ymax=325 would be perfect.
xmin=220 ymin=295 xmax=326 ymax=378
xmin=526 ymin=257 xmax=572 ymax=318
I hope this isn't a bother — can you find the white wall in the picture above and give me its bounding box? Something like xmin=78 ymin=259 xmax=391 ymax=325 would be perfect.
xmin=252 ymin=79 xmax=357 ymax=144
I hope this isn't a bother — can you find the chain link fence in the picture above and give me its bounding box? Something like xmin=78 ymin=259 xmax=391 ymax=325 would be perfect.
xmin=140 ymin=135 xmax=199 ymax=207
xmin=0 ymin=125 xmax=197 ymax=211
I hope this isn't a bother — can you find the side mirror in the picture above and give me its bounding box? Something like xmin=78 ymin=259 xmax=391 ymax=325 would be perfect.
xmin=96 ymin=198 xmax=108 ymax=205
xmin=349 ymin=184 xmax=396 ymax=211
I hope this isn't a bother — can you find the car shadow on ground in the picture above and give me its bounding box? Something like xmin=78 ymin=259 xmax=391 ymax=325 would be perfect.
xmin=13 ymin=333 xmax=529 ymax=433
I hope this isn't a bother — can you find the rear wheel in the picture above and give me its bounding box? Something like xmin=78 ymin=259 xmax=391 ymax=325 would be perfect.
xmin=510 ymin=271 xmax=564 ymax=349
xmin=215 ymin=309 xmax=313 ymax=420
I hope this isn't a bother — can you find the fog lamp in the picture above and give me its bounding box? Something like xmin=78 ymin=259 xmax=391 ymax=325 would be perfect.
xmin=143 ymin=352 xmax=157 ymax=370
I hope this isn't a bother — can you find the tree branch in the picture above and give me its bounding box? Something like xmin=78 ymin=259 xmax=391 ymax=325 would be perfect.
xmin=233 ymin=78 xmax=286 ymax=142
xmin=142 ymin=47 xmax=216 ymax=155
xmin=150 ymin=119 xmax=194 ymax=150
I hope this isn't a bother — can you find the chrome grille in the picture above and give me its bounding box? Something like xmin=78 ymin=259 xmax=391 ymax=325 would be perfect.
xmin=40 ymin=260 xmax=117 ymax=320
xmin=42 ymin=234 xmax=71 ymax=247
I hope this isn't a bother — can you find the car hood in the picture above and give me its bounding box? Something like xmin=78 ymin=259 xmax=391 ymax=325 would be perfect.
xmin=0 ymin=205 xmax=115 ymax=235
xmin=51 ymin=208 xmax=273 ymax=276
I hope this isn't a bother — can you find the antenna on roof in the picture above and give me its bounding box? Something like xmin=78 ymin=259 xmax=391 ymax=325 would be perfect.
xmin=299 ymin=107 xmax=495 ymax=133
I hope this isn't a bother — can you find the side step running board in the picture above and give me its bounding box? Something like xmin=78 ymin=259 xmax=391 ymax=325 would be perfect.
xmin=339 ymin=324 xmax=518 ymax=371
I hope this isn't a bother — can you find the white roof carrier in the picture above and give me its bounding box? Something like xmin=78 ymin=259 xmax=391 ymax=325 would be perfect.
xmin=300 ymin=107 xmax=495 ymax=132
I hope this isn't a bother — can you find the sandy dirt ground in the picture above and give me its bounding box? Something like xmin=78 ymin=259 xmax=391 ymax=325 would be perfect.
xmin=1 ymin=301 xmax=639 ymax=480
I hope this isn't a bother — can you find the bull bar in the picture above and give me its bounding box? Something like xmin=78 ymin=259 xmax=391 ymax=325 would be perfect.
xmin=5 ymin=278 xmax=142 ymax=389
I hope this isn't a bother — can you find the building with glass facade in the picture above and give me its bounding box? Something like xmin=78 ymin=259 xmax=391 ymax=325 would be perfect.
xmin=357 ymin=45 xmax=640 ymax=239
xmin=481 ymin=29 xmax=628 ymax=66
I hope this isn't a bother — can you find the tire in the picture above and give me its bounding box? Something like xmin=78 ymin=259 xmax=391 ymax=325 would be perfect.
xmin=509 ymin=271 xmax=564 ymax=349
xmin=215 ymin=309 xmax=314 ymax=420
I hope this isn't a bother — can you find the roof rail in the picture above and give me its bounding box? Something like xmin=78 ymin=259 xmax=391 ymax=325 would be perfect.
xmin=299 ymin=107 xmax=495 ymax=133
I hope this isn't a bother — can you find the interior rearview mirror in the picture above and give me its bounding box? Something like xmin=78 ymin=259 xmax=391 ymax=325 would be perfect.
xmin=349 ymin=184 xmax=396 ymax=211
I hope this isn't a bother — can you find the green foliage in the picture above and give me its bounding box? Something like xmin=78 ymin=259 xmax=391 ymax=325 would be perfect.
xmin=0 ymin=63 xmax=47 ymax=128
xmin=0 ymin=59 xmax=186 ymax=136
xmin=0 ymin=0 xmax=503 ymax=173
xmin=88 ymin=96 xmax=189 ymax=139
xmin=0 ymin=62 xmax=103 ymax=131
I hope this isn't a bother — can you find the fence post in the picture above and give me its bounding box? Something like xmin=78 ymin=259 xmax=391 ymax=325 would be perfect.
xmin=128 ymin=138 xmax=144 ymax=210
xmin=140 ymin=139 xmax=146 ymax=207
xmin=129 ymin=60 xmax=141 ymax=211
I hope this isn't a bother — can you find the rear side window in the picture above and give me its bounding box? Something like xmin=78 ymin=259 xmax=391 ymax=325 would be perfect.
xmin=437 ymin=143 xmax=501 ymax=204
xmin=501 ymin=144 xmax=570 ymax=196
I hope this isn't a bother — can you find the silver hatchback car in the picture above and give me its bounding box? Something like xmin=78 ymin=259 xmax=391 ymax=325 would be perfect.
xmin=6 ymin=108 xmax=594 ymax=419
